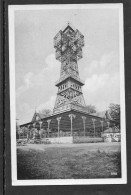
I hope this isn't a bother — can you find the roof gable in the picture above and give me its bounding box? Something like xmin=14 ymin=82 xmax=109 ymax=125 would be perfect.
xmin=31 ymin=112 xmax=41 ymax=122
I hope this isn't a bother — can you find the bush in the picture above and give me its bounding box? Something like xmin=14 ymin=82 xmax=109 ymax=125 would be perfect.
xmin=17 ymin=139 xmax=27 ymax=146
xmin=73 ymin=136 xmax=103 ymax=143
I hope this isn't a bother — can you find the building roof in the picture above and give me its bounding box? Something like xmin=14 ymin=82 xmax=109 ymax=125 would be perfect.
xmin=89 ymin=110 xmax=107 ymax=118
xmin=31 ymin=111 xmax=52 ymax=123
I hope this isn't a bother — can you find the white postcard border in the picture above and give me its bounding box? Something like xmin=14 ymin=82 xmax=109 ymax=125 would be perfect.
xmin=9 ymin=3 xmax=127 ymax=186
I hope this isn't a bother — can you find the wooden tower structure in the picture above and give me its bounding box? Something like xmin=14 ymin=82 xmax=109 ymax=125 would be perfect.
xmin=53 ymin=23 xmax=87 ymax=114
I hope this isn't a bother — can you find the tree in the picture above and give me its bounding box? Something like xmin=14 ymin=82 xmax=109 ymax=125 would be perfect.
xmin=38 ymin=109 xmax=52 ymax=117
xmin=108 ymin=103 xmax=120 ymax=124
xmin=16 ymin=120 xmax=21 ymax=139
xmin=85 ymin=105 xmax=97 ymax=113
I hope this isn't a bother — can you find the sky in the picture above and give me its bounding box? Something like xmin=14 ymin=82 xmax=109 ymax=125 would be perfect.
xmin=14 ymin=5 xmax=121 ymax=125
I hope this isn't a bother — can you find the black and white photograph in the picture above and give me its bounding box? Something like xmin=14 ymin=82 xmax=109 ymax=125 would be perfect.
xmin=8 ymin=4 xmax=126 ymax=185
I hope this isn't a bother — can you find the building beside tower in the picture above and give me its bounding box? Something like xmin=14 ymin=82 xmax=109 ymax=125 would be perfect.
xmin=20 ymin=23 xmax=116 ymax=140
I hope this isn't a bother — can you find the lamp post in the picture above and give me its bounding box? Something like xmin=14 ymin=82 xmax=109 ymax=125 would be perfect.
xmin=57 ymin=117 xmax=61 ymax=137
xmin=92 ymin=118 xmax=96 ymax=137
xmin=81 ymin=116 xmax=86 ymax=137
xmin=69 ymin=114 xmax=76 ymax=136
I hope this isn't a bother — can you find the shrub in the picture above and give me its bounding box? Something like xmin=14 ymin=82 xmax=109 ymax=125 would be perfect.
xmin=73 ymin=136 xmax=103 ymax=143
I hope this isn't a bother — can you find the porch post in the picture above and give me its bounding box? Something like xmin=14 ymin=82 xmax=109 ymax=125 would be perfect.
xmin=57 ymin=117 xmax=61 ymax=137
xmin=23 ymin=127 xmax=25 ymax=139
xmin=69 ymin=114 xmax=76 ymax=136
xmin=47 ymin=119 xmax=51 ymax=131
xmin=100 ymin=120 xmax=104 ymax=132
xmin=33 ymin=123 xmax=36 ymax=138
xmin=81 ymin=116 xmax=86 ymax=137
xmin=39 ymin=121 xmax=43 ymax=138
xmin=27 ymin=125 xmax=30 ymax=140
xmin=39 ymin=121 xmax=42 ymax=129
xmin=107 ymin=121 xmax=110 ymax=128
xmin=92 ymin=118 xmax=96 ymax=137
xmin=33 ymin=122 xmax=36 ymax=128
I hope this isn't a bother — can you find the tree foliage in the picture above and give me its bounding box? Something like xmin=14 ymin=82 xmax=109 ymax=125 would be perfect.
xmin=85 ymin=105 xmax=97 ymax=113
xmin=38 ymin=109 xmax=52 ymax=117
xmin=109 ymin=103 xmax=120 ymax=124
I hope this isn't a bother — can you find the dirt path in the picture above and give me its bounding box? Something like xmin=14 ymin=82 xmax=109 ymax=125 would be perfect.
xmin=17 ymin=142 xmax=121 ymax=153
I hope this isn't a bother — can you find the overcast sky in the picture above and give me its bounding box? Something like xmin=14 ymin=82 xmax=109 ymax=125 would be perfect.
xmin=14 ymin=5 xmax=121 ymax=125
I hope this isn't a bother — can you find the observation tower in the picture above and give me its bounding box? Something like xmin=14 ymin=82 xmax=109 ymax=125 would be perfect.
xmin=53 ymin=23 xmax=87 ymax=114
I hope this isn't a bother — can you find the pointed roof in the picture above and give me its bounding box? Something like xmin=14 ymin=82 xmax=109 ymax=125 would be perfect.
xmin=32 ymin=112 xmax=45 ymax=122
xmin=62 ymin=22 xmax=76 ymax=33
xmin=31 ymin=111 xmax=53 ymax=122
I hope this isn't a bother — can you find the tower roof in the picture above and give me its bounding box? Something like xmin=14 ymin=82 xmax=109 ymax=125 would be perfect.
xmin=61 ymin=22 xmax=76 ymax=32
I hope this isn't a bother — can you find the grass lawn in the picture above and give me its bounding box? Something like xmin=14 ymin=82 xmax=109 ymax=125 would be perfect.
xmin=17 ymin=143 xmax=121 ymax=179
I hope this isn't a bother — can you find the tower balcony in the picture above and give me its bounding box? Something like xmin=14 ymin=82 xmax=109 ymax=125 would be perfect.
xmin=55 ymin=75 xmax=85 ymax=87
